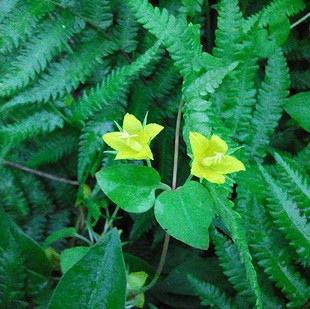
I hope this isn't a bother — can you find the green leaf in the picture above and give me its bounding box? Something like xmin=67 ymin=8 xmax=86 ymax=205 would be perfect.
xmin=154 ymin=181 xmax=214 ymax=249
xmin=0 ymin=206 xmax=52 ymax=277
xmin=284 ymin=92 xmax=310 ymax=132
xmin=269 ymin=15 xmax=290 ymax=46
xmin=96 ymin=164 xmax=161 ymax=213
xmin=44 ymin=227 xmax=78 ymax=248
xmin=60 ymin=246 xmax=89 ymax=274
xmin=48 ymin=229 xmax=126 ymax=309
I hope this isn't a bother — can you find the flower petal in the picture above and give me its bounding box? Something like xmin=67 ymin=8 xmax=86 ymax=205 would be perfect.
xmin=136 ymin=145 xmax=154 ymax=160
xmin=103 ymin=132 xmax=130 ymax=152
xmin=189 ymin=132 xmax=210 ymax=156
xmin=208 ymin=135 xmax=228 ymax=154
xmin=115 ymin=150 xmax=136 ymax=160
xmin=143 ymin=123 xmax=164 ymax=142
xmin=191 ymin=158 xmax=206 ymax=178
xmin=203 ymin=169 xmax=226 ymax=184
xmin=123 ymin=113 xmax=143 ymax=134
xmin=213 ymin=155 xmax=245 ymax=174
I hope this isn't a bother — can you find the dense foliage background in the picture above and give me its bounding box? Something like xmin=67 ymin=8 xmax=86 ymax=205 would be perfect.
xmin=0 ymin=0 xmax=309 ymax=308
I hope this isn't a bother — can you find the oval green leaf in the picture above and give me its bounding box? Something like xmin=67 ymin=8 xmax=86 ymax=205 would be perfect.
xmin=154 ymin=181 xmax=214 ymax=249
xmin=48 ymin=229 xmax=126 ymax=309
xmin=96 ymin=164 xmax=161 ymax=213
xmin=284 ymin=92 xmax=310 ymax=133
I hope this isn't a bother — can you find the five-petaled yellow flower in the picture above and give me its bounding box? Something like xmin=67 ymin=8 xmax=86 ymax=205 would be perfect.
xmin=190 ymin=132 xmax=245 ymax=184
xmin=103 ymin=113 xmax=163 ymax=160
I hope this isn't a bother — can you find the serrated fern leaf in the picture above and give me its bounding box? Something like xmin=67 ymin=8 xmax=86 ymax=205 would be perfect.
xmin=187 ymin=274 xmax=236 ymax=309
xmin=78 ymin=121 xmax=113 ymax=184
xmin=246 ymin=48 xmax=290 ymax=162
xmin=27 ymin=130 xmax=78 ymax=168
xmin=0 ymin=0 xmax=54 ymax=53
xmin=0 ymin=110 xmax=64 ymax=146
xmin=124 ymin=0 xmax=206 ymax=78
xmin=243 ymin=0 xmax=306 ymax=33
xmin=207 ymin=184 xmax=262 ymax=309
xmin=71 ymin=41 xmax=161 ymax=124
xmin=213 ymin=0 xmax=244 ymax=63
xmin=112 ymin=0 xmax=139 ymax=53
xmin=79 ymin=0 xmax=112 ymax=30
xmin=5 ymin=34 xmax=117 ymax=105
xmin=259 ymin=165 xmax=310 ymax=265
xmin=274 ymin=152 xmax=310 ymax=215
xmin=211 ymin=228 xmax=255 ymax=304
xmin=248 ymin=197 xmax=310 ymax=307
xmin=0 ymin=167 xmax=29 ymax=216
xmin=0 ymin=244 xmax=27 ymax=308
xmin=129 ymin=209 xmax=155 ymax=244
xmin=290 ymin=70 xmax=310 ymax=91
xmin=0 ymin=10 xmax=85 ymax=96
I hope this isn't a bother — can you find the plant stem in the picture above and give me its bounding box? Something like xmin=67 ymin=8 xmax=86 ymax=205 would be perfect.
xmin=291 ymin=11 xmax=310 ymax=29
xmin=139 ymin=232 xmax=170 ymax=292
xmin=172 ymin=99 xmax=184 ymax=191
xmin=140 ymin=98 xmax=184 ymax=293
xmin=2 ymin=160 xmax=79 ymax=186
xmin=146 ymin=159 xmax=152 ymax=167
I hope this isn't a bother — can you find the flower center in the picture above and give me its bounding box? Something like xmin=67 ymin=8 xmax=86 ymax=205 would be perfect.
xmin=119 ymin=130 xmax=138 ymax=145
xmin=201 ymin=152 xmax=225 ymax=166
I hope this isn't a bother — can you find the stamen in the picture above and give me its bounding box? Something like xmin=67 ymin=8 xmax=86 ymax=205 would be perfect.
xmin=119 ymin=130 xmax=138 ymax=145
xmin=201 ymin=152 xmax=225 ymax=166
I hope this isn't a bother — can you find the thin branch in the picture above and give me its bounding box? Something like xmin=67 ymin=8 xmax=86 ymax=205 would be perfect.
xmin=3 ymin=160 xmax=79 ymax=186
xmin=172 ymin=98 xmax=184 ymax=191
xmin=291 ymin=11 xmax=310 ymax=29
xmin=138 ymin=98 xmax=184 ymax=294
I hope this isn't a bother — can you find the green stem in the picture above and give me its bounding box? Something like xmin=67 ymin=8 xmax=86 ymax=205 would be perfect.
xmin=146 ymin=159 xmax=152 ymax=167
xmin=157 ymin=182 xmax=171 ymax=191
xmin=140 ymin=98 xmax=184 ymax=293
xmin=185 ymin=174 xmax=193 ymax=183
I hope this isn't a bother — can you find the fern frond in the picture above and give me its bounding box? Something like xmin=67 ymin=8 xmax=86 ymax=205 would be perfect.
xmin=187 ymin=274 xmax=236 ymax=309
xmin=112 ymin=0 xmax=139 ymax=53
xmin=129 ymin=210 xmax=155 ymax=244
xmin=71 ymin=41 xmax=161 ymax=124
xmin=206 ymin=184 xmax=262 ymax=308
xmin=0 ymin=0 xmax=16 ymax=22
xmin=274 ymin=152 xmax=310 ymax=215
xmin=0 ymin=244 xmax=27 ymax=309
xmin=178 ymin=0 xmax=203 ymax=18
xmin=79 ymin=0 xmax=112 ymax=30
xmin=0 ymin=110 xmax=64 ymax=146
xmin=27 ymin=130 xmax=78 ymax=168
xmin=0 ymin=10 xmax=85 ymax=96
xmin=213 ymin=0 xmax=244 ymax=63
xmin=290 ymin=70 xmax=310 ymax=91
xmin=246 ymin=48 xmax=290 ymax=162
xmin=259 ymin=165 xmax=310 ymax=265
xmin=0 ymin=167 xmax=29 ymax=215
xmin=5 ymin=33 xmax=117 ymax=105
xmin=248 ymin=197 xmax=310 ymax=307
xmin=0 ymin=0 xmax=54 ymax=53
xmin=243 ymin=0 xmax=306 ymax=33
xmin=23 ymin=215 xmax=47 ymax=244
xmin=78 ymin=120 xmax=112 ymax=184
xmin=124 ymin=0 xmax=207 ymax=78
xmin=211 ymin=227 xmax=255 ymax=304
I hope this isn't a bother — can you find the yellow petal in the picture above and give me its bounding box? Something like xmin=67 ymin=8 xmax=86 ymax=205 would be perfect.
xmin=143 ymin=123 xmax=164 ymax=142
xmin=103 ymin=132 xmax=130 ymax=152
xmin=189 ymin=132 xmax=210 ymax=156
xmin=191 ymin=158 xmax=206 ymax=178
xmin=135 ymin=145 xmax=154 ymax=160
xmin=203 ymin=169 xmax=226 ymax=184
xmin=208 ymin=135 xmax=228 ymax=155
xmin=115 ymin=150 xmax=136 ymax=160
xmin=213 ymin=155 xmax=245 ymax=174
xmin=123 ymin=113 xmax=143 ymax=134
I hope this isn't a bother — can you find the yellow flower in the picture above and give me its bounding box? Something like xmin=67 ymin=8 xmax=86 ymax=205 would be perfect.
xmin=103 ymin=113 xmax=163 ymax=160
xmin=189 ymin=132 xmax=245 ymax=184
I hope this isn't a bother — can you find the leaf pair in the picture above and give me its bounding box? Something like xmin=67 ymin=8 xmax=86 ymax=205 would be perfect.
xmin=96 ymin=164 xmax=214 ymax=249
